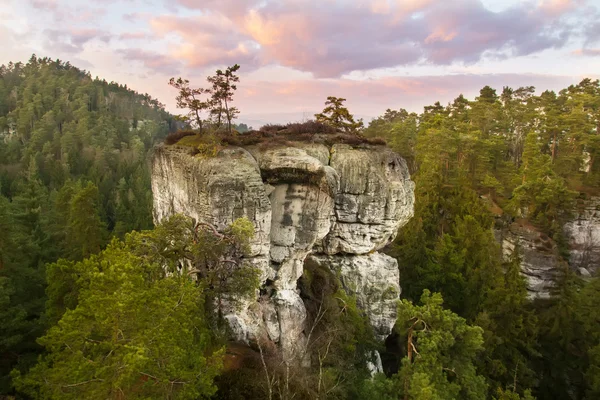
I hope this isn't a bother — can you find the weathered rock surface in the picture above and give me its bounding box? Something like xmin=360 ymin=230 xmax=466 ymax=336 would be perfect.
xmin=151 ymin=141 xmax=414 ymax=359
xmin=495 ymin=223 xmax=560 ymax=299
xmin=307 ymin=253 xmax=401 ymax=341
xmin=495 ymin=196 xmax=600 ymax=298
xmin=564 ymin=196 xmax=600 ymax=277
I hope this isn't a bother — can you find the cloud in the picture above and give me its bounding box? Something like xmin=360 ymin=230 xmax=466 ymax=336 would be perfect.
xmin=118 ymin=32 xmax=154 ymax=40
xmin=233 ymin=72 xmax=581 ymax=119
xmin=44 ymin=28 xmax=111 ymax=54
xmin=116 ymin=48 xmax=183 ymax=75
xmin=0 ymin=25 xmax=35 ymax=66
xmin=152 ymin=0 xmax=596 ymax=78
xmin=149 ymin=14 xmax=262 ymax=71
xmin=29 ymin=0 xmax=57 ymax=10
xmin=538 ymin=0 xmax=585 ymax=16
xmin=573 ymin=48 xmax=600 ymax=56
xmin=29 ymin=0 xmax=105 ymax=23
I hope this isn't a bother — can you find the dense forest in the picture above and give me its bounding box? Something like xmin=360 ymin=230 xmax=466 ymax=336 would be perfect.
xmin=1 ymin=55 xmax=600 ymax=400
xmin=365 ymin=80 xmax=600 ymax=400
xmin=0 ymin=56 xmax=174 ymax=396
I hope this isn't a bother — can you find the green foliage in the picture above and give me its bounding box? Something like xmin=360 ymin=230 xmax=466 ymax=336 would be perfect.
xmin=493 ymin=388 xmax=536 ymax=400
xmin=475 ymin=247 xmax=540 ymax=395
xmin=14 ymin=214 xmax=260 ymax=399
xmin=176 ymin=132 xmax=223 ymax=157
xmin=508 ymin=132 xmax=577 ymax=230
xmin=13 ymin=238 xmax=223 ymax=400
xmin=233 ymin=123 xmax=251 ymax=133
xmin=363 ymin=108 xmax=418 ymax=172
xmin=3 ymin=57 xmax=600 ymax=400
xmin=207 ymin=64 xmax=241 ymax=133
xmin=168 ymin=77 xmax=212 ymax=132
xmin=533 ymin=271 xmax=600 ymax=400
xmin=366 ymin=290 xmax=488 ymax=400
xmin=315 ymin=96 xmax=364 ymax=133
xmin=170 ymin=64 xmax=241 ymax=133
xmin=366 ymin=80 xmax=600 ymax=399
xmin=0 ymin=55 xmax=172 ymax=395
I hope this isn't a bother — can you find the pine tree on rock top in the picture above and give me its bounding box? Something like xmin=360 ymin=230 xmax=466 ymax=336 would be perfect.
xmin=315 ymin=96 xmax=364 ymax=133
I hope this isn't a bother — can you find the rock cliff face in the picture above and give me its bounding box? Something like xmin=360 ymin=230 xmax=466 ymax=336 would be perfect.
xmin=495 ymin=196 xmax=600 ymax=299
xmin=564 ymin=196 xmax=600 ymax=277
xmin=494 ymin=223 xmax=559 ymax=299
xmin=151 ymin=141 xmax=415 ymax=359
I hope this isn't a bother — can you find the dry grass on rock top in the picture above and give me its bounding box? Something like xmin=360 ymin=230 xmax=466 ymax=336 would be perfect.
xmin=164 ymin=121 xmax=387 ymax=154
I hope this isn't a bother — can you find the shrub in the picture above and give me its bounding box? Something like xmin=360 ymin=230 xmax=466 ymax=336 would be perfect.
xmin=164 ymin=122 xmax=387 ymax=149
xmin=164 ymin=130 xmax=196 ymax=145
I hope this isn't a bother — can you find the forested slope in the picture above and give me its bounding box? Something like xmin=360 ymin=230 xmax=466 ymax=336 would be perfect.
xmin=364 ymin=80 xmax=600 ymax=399
xmin=0 ymin=56 xmax=174 ymax=394
xmin=3 ymin=54 xmax=600 ymax=399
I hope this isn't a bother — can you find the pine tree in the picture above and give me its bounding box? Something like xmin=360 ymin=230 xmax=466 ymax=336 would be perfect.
xmin=364 ymin=290 xmax=488 ymax=399
xmin=66 ymin=182 xmax=107 ymax=260
xmin=315 ymin=96 xmax=364 ymax=133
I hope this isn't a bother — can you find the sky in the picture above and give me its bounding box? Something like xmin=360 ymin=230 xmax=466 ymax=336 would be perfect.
xmin=1 ymin=0 xmax=600 ymax=126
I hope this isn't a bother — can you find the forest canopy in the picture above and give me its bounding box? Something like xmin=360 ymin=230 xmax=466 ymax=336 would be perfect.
xmin=2 ymin=55 xmax=600 ymax=400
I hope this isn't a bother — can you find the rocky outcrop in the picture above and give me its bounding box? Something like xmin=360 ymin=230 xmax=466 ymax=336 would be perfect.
xmin=494 ymin=196 xmax=600 ymax=299
xmin=151 ymin=141 xmax=414 ymax=360
xmin=307 ymin=253 xmax=401 ymax=341
xmin=564 ymin=196 xmax=600 ymax=277
xmin=495 ymin=223 xmax=560 ymax=299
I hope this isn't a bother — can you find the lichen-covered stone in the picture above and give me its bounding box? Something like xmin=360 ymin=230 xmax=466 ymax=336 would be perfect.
xmin=308 ymin=253 xmax=401 ymax=341
xmin=495 ymin=223 xmax=559 ymax=299
xmin=323 ymin=144 xmax=415 ymax=255
xmin=494 ymin=196 xmax=600 ymax=299
xmin=151 ymin=141 xmax=415 ymax=359
xmin=564 ymin=196 xmax=600 ymax=276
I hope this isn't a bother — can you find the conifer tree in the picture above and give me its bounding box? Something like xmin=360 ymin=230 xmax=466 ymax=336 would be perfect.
xmin=363 ymin=290 xmax=488 ymax=399
xmin=168 ymin=77 xmax=212 ymax=132
xmin=207 ymin=64 xmax=240 ymax=133
xmin=315 ymin=96 xmax=364 ymax=133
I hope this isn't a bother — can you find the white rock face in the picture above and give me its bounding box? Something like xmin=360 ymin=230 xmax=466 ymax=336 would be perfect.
xmin=308 ymin=253 xmax=401 ymax=341
xmin=151 ymin=141 xmax=414 ymax=359
xmin=495 ymin=224 xmax=559 ymax=299
xmin=323 ymin=145 xmax=415 ymax=255
xmin=495 ymin=197 xmax=600 ymax=299
xmin=564 ymin=196 xmax=600 ymax=276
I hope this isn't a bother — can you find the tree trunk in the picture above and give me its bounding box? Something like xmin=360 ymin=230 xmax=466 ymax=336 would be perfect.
xmin=195 ymin=109 xmax=203 ymax=133
xmin=224 ymin=97 xmax=230 ymax=134
xmin=217 ymin=100 xmax=222 ymax=127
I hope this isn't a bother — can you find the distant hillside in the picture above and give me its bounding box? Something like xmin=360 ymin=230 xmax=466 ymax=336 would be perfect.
xmin=0 ymin=55 xmax=175 ymax=394
xmin=0 ymin=55 xmax=177 ymax=229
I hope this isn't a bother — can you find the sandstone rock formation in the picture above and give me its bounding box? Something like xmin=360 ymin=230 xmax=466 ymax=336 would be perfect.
xmin=564 ymin=196 xmax=600 ymax=277
xmin=151 ymin=141 xmax=415 ymax=360
xmin=494 ymin=223 xmax=560 ymax=299
xmin=495 ymin=196 xmax=600 ymax=299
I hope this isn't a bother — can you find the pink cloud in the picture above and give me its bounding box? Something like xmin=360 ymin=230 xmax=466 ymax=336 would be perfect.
xmin=539 ymin=0 xmax=585 ymax=16
xmin=118 ymin=32 xmax=153 ymax=40
xmin=573 ymin=48 xmax=600 ymax=56
xmin=149 ymin=14 xmax=261 ymax=68
xmin=145 ymin=0 xmax=593 ymax=77
xmin=43 ymin=28 xmax=111 ymax=54
xmin=29 ymin=0 xmax=57 ymax=10
xmin=117 ymin=48 xmax=183 ymax=75
xmin=230 ymin=73 xmax=581 ymax=120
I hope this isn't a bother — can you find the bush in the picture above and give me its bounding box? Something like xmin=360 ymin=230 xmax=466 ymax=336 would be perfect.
xmin=164 ymin=130 xmax=196 ymax=144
